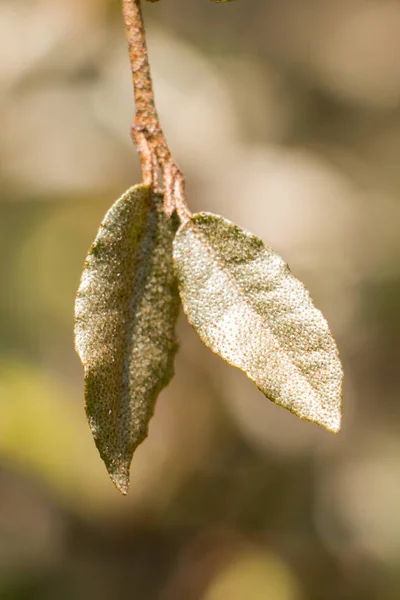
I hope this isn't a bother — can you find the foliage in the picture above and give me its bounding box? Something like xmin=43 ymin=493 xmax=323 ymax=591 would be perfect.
xmin=74 ymin=0 xmax=343 ymax=493
xmin=173 ymin=212 xmax=342 ymax=433
xmin=75 ymin=185 xmax=180 ymax=493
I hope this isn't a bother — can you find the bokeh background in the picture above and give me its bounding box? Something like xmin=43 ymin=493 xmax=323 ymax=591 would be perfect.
xmin=1 ymin=0 xmax=400 ymax=598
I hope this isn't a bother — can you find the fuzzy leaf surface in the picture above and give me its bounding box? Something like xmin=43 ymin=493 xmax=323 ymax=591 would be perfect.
xmin=75 ymin=185 xmax=180 ymax=494
xmin=173 ymin=213 xmax=343 ymax=433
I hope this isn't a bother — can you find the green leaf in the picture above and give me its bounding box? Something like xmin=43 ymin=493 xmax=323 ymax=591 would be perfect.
xmin=74 ymin=185 xmax=180 ymax=494
xmin=173 ymin=213 xmax=343 ymax=433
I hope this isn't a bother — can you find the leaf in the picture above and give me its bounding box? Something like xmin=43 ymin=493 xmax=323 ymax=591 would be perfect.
xmin=74 ymin=185 xmax=180 ymax=494
xmin=173 ymin=213 xmax=343 ymax=433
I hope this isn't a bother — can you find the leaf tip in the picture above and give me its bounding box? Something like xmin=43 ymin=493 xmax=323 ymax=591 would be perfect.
xmin=315 ymin=402 xmax=342 ymax=434
xmin=325 ymin=412 xmax=342 ymax=435
xmin=107 ymin=462 xmax=131 ymax=496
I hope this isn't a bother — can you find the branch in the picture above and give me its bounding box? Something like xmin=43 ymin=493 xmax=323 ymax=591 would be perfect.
xmin=122 ymin=0 xmax=189 ymax=219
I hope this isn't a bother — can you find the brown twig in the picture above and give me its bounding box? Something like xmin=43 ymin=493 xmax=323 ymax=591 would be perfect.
xmin=122 ymin=0 xmax=190 ymax=220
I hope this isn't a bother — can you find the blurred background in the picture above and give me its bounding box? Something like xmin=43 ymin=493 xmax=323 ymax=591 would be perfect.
xmin=1 ymin=0 xmax=400 ymax=598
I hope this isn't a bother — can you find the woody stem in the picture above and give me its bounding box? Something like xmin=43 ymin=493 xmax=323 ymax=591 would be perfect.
xmin=121 ymin=0 xmax=189 ymax=220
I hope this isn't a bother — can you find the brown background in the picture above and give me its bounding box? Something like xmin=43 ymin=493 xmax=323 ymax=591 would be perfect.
xmin=1 ymin=1 xmax=400 ymax=598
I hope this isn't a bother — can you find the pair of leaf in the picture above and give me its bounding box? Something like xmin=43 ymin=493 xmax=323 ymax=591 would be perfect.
xmin=75 ymin=185 xmax=342 ymax=494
